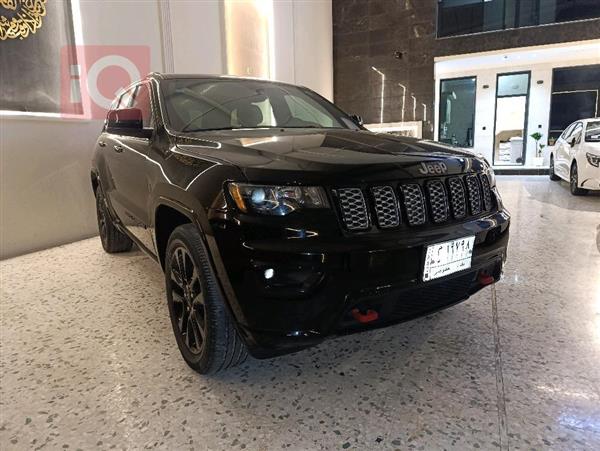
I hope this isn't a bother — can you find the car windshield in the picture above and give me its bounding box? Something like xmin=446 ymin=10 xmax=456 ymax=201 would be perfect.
xmin=160 ymin=78 xmax=359 ymax=133
xmin=585 ymin=120 xmax=600 ymax=142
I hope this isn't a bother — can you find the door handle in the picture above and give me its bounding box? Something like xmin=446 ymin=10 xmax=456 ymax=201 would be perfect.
xmin=113 ymin=145 xmax=124 ymax=153
xmin=98 ymin=141 xmax=106 ymax=147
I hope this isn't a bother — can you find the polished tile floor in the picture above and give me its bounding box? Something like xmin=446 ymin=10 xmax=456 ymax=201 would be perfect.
xmin=1 ymin=176 xmax=599 ymax=450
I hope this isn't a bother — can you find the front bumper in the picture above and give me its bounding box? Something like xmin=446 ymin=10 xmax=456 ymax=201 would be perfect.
xmin=579 ymin=156 xmax=600 ymax=190
xmin=211 ymin=209 xmax=510 ymax=358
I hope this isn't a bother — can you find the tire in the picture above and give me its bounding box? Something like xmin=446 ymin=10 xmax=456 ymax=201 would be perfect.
xmin=96 ymin=188 xmax=133 ymax=253
xmin=570 ymin=162 xmax=588 ymax=196
xmin=549 ymin=155 xmax=560 ymax=181
xmin=165 ymin=224 xmax=248 ymax=374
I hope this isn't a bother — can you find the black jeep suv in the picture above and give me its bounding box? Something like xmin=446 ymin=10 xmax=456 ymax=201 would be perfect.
xmin=91 ymin=74 xmax=510 ymax=374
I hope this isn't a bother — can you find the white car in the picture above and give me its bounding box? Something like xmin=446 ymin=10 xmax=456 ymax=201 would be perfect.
xmin=549 ymin=118 xmax=600 ymax=195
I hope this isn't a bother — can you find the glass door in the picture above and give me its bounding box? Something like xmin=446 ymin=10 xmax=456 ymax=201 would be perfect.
xmin=438 ymin=77 xmax=477 ymax=148
xmin=493 ymin=72 xmax=531 ymax=166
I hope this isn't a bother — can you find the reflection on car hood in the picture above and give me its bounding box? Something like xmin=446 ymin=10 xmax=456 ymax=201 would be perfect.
xmin=173 ymin=129 xmax=485 ymax=184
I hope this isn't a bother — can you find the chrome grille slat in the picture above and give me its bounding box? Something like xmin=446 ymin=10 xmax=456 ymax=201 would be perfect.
xmin=399 ymin=184 xmax=426 ymax=226
xmin=465 ymin=175 xmax=482 ymax=215
xmin=425 ymin=180 xmax=448 ymax=223
xmin=371 ymin=186 xmax=400 ymax=228
xmin=447 ymin=177 xmax=467 ymax=219
xmin=335 ymin=188 xmax=370 ymax=231
xmin=479 ymin=173 xmax=493 ymax=211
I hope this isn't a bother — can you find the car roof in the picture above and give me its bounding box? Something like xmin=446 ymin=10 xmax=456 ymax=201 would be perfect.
xmin=146 ymin=72 xmax=304 ymax=90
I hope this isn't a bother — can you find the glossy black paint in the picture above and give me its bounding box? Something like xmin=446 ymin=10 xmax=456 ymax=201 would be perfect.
xmin=92 ymin=74 xmax=510 ymax=359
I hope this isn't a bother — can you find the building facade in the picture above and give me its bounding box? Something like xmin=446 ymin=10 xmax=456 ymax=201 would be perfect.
xmin=333 ymin=0 xmax=600 ymax=168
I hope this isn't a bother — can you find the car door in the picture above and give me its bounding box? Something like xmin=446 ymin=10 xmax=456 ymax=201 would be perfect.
xmin=103 ymin=82 xmax=156 ymax=253
xmin=555 ymin=122 xmax=577 ymax=179
xmin=563 ymin=122 xmax=583 ymax=176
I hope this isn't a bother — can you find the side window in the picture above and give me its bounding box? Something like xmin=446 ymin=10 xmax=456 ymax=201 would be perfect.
xmin=560 ymin=123 xmax=575 ymax=140
xmin=569 ymin=123 xmax=583 ymax=144
xmin=119 ymin=86 xmax=136 ymax=109
xmin=130 ymin=83 xmax=154 ymax=128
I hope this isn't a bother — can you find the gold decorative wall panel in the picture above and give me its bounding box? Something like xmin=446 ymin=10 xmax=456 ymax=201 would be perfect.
xmin=0 ymin=0 xmax=47 ymax=41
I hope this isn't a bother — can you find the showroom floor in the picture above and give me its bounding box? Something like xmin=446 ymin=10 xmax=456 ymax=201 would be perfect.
xmin=1 ymin=176 xmax=599 ymax=450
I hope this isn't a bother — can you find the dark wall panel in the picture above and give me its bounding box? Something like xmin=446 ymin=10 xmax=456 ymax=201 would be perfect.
xmin=333 ymin=0 xmax=600 ymax=139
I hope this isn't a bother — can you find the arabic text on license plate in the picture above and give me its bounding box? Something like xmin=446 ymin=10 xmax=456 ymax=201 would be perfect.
xmin=423 ymin=236 xmax=475 ymax=282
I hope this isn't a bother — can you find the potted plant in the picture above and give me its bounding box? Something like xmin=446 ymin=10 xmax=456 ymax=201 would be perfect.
xmin=530 ymin=132 xmax=545 ymax=166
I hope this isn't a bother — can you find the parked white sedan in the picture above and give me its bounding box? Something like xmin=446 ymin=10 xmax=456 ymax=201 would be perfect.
xmin=549 ymin=118 xmax=600 ymax=195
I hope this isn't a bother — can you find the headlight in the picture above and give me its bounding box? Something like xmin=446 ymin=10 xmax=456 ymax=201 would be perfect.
xmin=586 ymin=153 xmax=600 ymax=167
xmin=228 ymin=183 xmax=329 ymax=216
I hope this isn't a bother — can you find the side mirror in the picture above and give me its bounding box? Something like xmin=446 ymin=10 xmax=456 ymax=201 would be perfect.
xmin=106 ymin=108 xmax=152 ymax=138
xmin=570 ymin=137 xmax=577 ymax=147
xmin=350 ymin=114 xmax=364 ymax=126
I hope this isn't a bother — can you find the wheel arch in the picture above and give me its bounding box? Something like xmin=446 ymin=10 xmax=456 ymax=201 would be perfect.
xmin=91 ymin=170 xmax=100 ymax=196
xmin=154 ymin=199 xmax=197 ymax=269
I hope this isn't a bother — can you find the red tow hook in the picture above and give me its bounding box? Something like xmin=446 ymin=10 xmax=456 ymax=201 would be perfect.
xmin=351 ymin=308 xmax=379 ymax=324
xmin=478 ymin=272 xmax=495 ymax=286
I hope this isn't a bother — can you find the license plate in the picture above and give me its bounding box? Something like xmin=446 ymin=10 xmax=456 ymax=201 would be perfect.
xmin=423 ymin=236 xmax=475 ymax=282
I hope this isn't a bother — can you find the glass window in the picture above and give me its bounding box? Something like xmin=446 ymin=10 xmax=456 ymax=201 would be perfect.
xmin=497 ymin=73 xmax=529 ymax=96
xmin=438 ymin=77 xmax=477 ymax=147
xmin=437 ymin=0 xmax=600 ymax=38
xmin=585 ymin=121 xmax=600 ymax=142
xmin=160 ymin=79 xmax=356 ymax=133
xmin=568 ymin=122 xmax=584 ymax=144
xmin=560 ymin=123 xmax=576 ymax=140
xmin=130 ymin=84 xmax=154 ymax=128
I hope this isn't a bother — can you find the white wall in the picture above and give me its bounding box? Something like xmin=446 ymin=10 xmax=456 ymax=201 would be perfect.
xmin=0 ymin=0 xmax=333 ymax=259
xmin=434 ymin=40 xmax=600 ymax=166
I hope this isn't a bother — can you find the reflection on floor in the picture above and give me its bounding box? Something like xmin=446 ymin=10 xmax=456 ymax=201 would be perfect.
xmin=1 ymin=176 xmax=599 ymax=450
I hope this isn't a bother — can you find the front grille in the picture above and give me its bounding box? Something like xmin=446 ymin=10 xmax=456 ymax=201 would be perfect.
xmin=333 ymin=172 xmax=494 ymax=232
xmin=480 ymin=174 xmax=493 ymax=211
xmin=447 ymin=177 xmax=467 ymax=219
xmin=399 ymin=184 xmax=426 ymax=226
xmin=425 ymin=180 xmax=449 ymax=223
xmin=371 ymin=186 xmax=400 ymax=228
xmin=335 ymin=188 xmax=369 ymax=231
xmin=465 ymin=175 xmax=482 ymax=215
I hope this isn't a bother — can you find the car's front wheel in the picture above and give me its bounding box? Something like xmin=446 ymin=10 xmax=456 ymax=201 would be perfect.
xmin=165 ymin=224 xmax=248 ymax=374
xmin=95 ymin=188 xmax=133 ymax=253
xmin=549 ymin=155 xmax=560 ymax=181
xmin=570 ymin=162 xmax=588 ymax=196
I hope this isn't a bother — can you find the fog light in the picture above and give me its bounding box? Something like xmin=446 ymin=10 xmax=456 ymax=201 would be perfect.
xmin=264 ymin=268 xmax=275 ymax=280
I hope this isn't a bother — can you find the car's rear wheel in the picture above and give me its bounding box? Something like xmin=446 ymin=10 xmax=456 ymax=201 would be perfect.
xmin=549 ymin=155 xmax=560 ymax=181
xmin=570 ymin=162 xmax=588 ymax=196
xmin=165 ymin=224 xmax=248 ymax=374
xmin=95 ymin=188 xmax=133 ymax=253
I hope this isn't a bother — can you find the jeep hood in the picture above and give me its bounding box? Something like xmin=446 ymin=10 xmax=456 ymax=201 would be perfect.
xmin=173 ymin=128 xmax=485 ymax=184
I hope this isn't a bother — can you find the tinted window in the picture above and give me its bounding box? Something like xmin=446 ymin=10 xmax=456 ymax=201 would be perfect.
xmin=438 ymin=77 xmax=476 ymax=148
xmin=131 ymin=84 xmax=154 ymax=128
xmin=569 ymin=123 xmax=584 ymax=144
xmin=585 ymin=121 xmax=600 ymax=142
xmin=438 ymin=0 xmax=600 ymax=38
xmin=497 ymin=73 xmax=529 ymax=97
xmin=160 ymin=79 xmax=356 ymax=132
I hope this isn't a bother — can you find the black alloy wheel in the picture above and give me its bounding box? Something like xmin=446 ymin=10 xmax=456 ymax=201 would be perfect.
xmin=570 ymin=163 xmax=587 ymax=196
xmin=168 ymin=246 xmax=206 ymax=355
xmin=165 ymin=224 xmax=248 ymax=374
